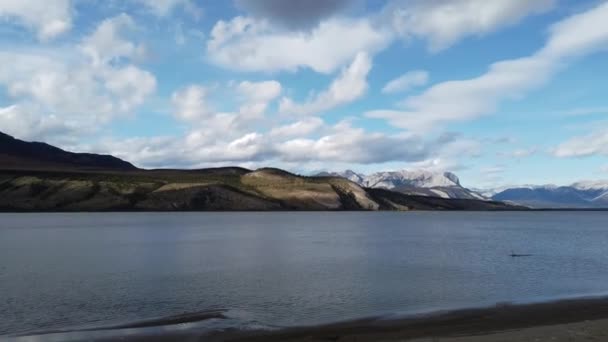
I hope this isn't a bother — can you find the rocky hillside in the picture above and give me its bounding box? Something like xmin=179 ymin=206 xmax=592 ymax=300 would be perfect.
xmin=0 ymin=169 xmax=522 ymax=212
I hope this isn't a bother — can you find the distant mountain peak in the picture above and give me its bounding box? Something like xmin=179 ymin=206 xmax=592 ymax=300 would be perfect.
xmin=358 ymin=169 xmax=462 ymax=189
xmin=317 ymin=169 xmax=484 ymax=200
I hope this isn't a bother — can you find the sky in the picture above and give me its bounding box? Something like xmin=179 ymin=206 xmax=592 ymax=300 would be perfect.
xmin=1 ymin=0 xmax=608 ymax=189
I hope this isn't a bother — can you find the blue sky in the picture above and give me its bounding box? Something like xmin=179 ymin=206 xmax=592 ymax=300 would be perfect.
xmin=1 ymin=0 xmax=608 ymax=188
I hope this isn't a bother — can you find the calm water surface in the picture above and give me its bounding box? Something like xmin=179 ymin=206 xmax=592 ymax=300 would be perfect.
xmin=1 ymin=212 xmax=608 ymax=336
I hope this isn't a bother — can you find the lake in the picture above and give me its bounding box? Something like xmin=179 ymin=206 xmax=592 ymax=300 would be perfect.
xmin=1 ymin=212 xmax=608 ymax=338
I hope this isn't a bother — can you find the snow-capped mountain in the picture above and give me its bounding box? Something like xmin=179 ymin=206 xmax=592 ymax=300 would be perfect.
xmin=318 ymin=170 xmax=486 ymax=200
xmin=572 ymin=180 xmax=608 ymax=191
xmin=473 ymin=184 xmax=559 ymax=198
xmin=319 ymin=168 xmax=608 ymax=208
xmin=336 ymin=170 xmax=365 ymax=184
xmin=361 ymin=170 xmax=461 ymax=189
xmin=489 ymin=181 xmax=608 ymax=208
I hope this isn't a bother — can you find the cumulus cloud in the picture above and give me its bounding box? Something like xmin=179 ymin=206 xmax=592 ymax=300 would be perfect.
xmin=279 ymin=52 xmax=371 ymax=115
xmin=0 ymin=0 xmax=72 ymax=41
xmin=94 ymin=73 xmax=449 ymax=168
xmin=95 ymin=120 xmax=433 ymax=168
xmin=0 ymin=52 xmax=154 ymax=123
xmin=234 ymin=0 xmax=358 ymax=30
xmin=276 ymin=125 xmax=428 ymax=164
xmin=170 ymin=80 xmax=282 ymax=144
xmin=387 ymin=0 xmax=556 ymax=51
xmin=236 ymin=80 xmax=282 ymax=118
xmin=367 ymin=2 xmax=608 ymax=131
xmin=0 ymin=104 xmax=77 ymax=142
xmin=102 ymin=65 xmax=156 ymax=113
xmin=171 ymin=85 xmax=213 ymax=121
xmin=80 ymin=14 xmax=146 ymax=67
xmin=207 ymin=16 xmax=389 ymax=73
xmin=172 ymin=79 xmax=281 ymax=117
xmin=0 ymin=14 xmax=156 ymax=142
xmin=382 ymin=70 xmax=429 ymax=94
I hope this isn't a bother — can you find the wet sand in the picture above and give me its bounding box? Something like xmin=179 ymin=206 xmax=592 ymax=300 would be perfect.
xmin=17 ymin=296 xmax=608 ymax=341
xmin=210 ymin=296 xmax=608 ymax=342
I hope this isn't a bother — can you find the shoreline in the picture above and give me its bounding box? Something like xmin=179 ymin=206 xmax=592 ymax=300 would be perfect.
xmin=211 ymin=296 xmax=608 ymax=341
xmin=16 ymin=296 xmax=608 ymax=342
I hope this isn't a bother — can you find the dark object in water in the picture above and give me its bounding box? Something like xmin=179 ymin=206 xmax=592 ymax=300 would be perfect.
xmin=510 ymin=251 xmax=533 ymax=257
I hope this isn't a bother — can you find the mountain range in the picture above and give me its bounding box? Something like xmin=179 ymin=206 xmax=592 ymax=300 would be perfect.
xmin=0 ymin=131 xmax=520 ymax=212
xmin=490 ymin=182 xmax=608 ymax=208
xmin=4 ymin=130 xmax=604 ymax=210
xmin=317 ymin=170 xmax=486 ymax=200
xmin=318 ymin=170 xmax=608 ymax=209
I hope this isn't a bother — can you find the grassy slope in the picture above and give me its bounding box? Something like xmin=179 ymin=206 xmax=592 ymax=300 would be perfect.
xmin=0 ymin=168 xmax=523 ymax=212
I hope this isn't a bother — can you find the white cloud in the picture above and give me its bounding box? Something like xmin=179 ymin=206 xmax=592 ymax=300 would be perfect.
xmin=236 ymin=80 xmax=282 ymax=118
xmin=102 ymin=65 xmax=156 ymax=113
xmin=207 ymin=16 xmax=389 ymax=73
xmin=0 ymin=104 xmax=76 ymax=141
xmin=168 ymin=80 xmax=283 ymax=156
xmin=269 ymin=117 xmax=325 ymax=138
xmin=0 ymin=52 xmax=156 ymax=123
xmin=0 ymin=0 xmax=72 ymax=41
xmin=171 ymin=85 xmax=213 ymax=121
xmin=553 ymin=129 xmax=608 ymax=158
xmin=236 ymin=80 xmax=282 ymax=103
xmin=171 ymin=80 xmax=282 ymax=126
xmin=279 ymin=52 xmax=371 ymax=115
xmin=541 ymin=3 xmax=608 ymax=59
xmin=99 ymin=120 xmax=432 ymax=168
xmin=275 ymin=121 xmax=428 ymax=164
xmin=80 ymin=14 xmax=145 ymax=67
xmin=0 ymin=14 xmax=156 ymax=142
xmin=367 ymin=56 xmax=554 ymax=131
xmin=368 ymin=2 xmax=608 ymax=131
xmin=207 ymin=0 xmax=556 ymax=74
xmin=388 ymin=0 xmax=556 ymax=51
xmin=382 ymin=70 xmax=429 ymax=94
xmin=133 ymin=0 xmax=201 ymax=18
